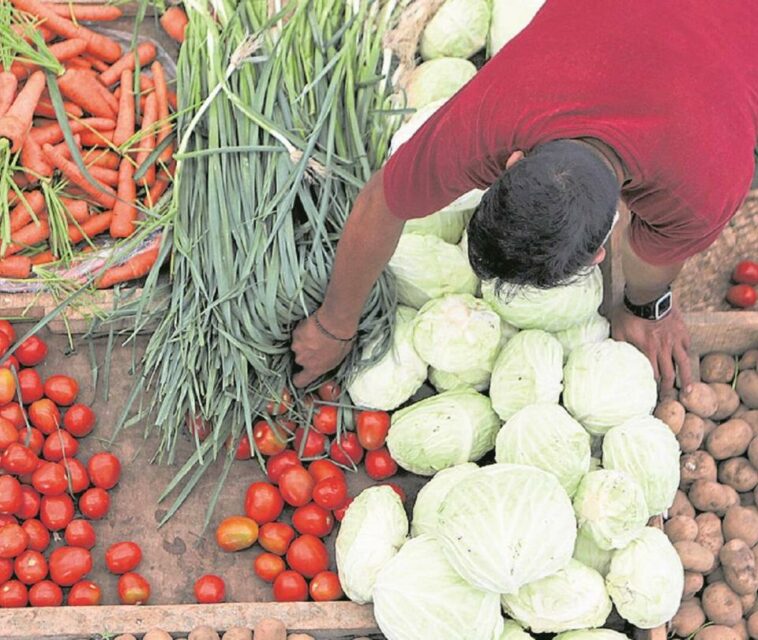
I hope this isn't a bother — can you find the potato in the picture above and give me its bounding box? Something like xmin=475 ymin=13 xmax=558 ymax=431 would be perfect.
xmin=704 ymin=418 xmax=719 ymax=438
xmin=707 ymin=419 xmax=754 ymax=460
xmin=114 ymin=636 xmax=137 ymax=640
xmin=672 ymin=489 xmax=697 ymax=518
xmin=683 ymin=571 xmax=705 ymax=600
xmin=733 ymin=620 xmax=750 ymax=640
xmin=741 ymin=591 xmax=756 ymax=614
xmin=720 ymin=457 xmax=758 ymax=492
xmin=707 ymin=566 xmax=725 ymax=583
xmin=655 ymin=398 xmax=686 ymax=434
xmin=666 ymin=515 xmax=699 ymax=542
xmin=679 ymin=414 xmax=707 ymax=453
xmin=682 ymin=382 xmax=720 ymax=418
xmin=720 ymin=538 xmax=758 ymax=595
xmin=286 ymin=636 xmax=316 ymax=640
xmin=690 ymin=480 xmax=740 ymax=515
xmin=702 ymin=353 xmax=737 ymax=383
xmin=222 ymin=629 xmax=252 ymax=640
xmin=741 ymin=491 xmax=756 ymax=507
xmin=676 ymin=540 xmax=717 ymax=573
xmin=253 ymin=619 xmax=286 ymax=640
xmin=712 ymin=383 xmax=742 ymax=420
xmin=741 ymin=411 xmax=758 ymax=437
xmin=749 ymin=438 xmax=758 ymax=469
xmin=741 ymin=350 xmax=758 ymax=370
xmin=738 ymin=371 xmax=758 ymax=409
xmin=672 ymin=598 xmax=706 ymax=637
xmin=702 ymin=581 xmax=744 ymax=626
xmin=188 ymin=628 xmax=220 ymax=640
xmin=723 ymin=505 xmax=758 ymax=547
xmin=143 ymin=632 xmax=173 ymax=640
xmin=696 ymin=512 xmax=725 ymax=558
xmin=696 ymin=626 xmax=741 ymax=640
xmin=748 ymin=610 xmax=758 ymax=639
xmin=682 ymin=451 xmax=718 ymax=488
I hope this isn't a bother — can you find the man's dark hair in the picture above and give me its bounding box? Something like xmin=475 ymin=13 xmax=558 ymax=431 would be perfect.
xmin=467 ymin=140 xmax=619 ymax=291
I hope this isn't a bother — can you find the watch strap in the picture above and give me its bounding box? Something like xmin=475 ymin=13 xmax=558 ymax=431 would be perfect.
xmin=623 ymin=288 xmax=673 ymax=321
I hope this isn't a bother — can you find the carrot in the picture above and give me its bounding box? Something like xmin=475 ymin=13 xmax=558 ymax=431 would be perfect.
xmin=113 ymin=69 xmax=135 ymax=147
xmin=48 ymin=4 xmax=123 ymax=22
xmin=59 ymin=197 xmax=89 ymax=223
xmin=110 ymin=160 xmax=137 ymax=238
xmin=57 ymin=69 xmax=116 ymax=119
xmin=87 ymin=165 xmax=119 ymax=187
xmin=78 ymin=129 xmax=113 ymax=147
xmin=113 ymin=73 xmax=154 ymax=99
xmin=0 ymin=256 xmax=32 ymax=279
xmin=0 ymin=73 xmax=18 ymax=119
xmin=167 ymin=91 xmax=177 ymax=112
xmin=66 ymin=57 xmax=93 ymax=71
xmin=83 ymin=148 xmax=120 ymax=170
xmin=96 ymin=241 xmax=159 ymax=289
xmin=68 ymin=211 xmax=111 ymax=243
xmin=151 ymin=62 xmax=173 ymax=163
xmin=160 ymin=7 xmax=188 ymax=44
xmin=81 ymin=54 xmax=109 ymax=73
xmin=43 ymin=143 xmax=117 ymax=208
xmin=34 ymin=98 xmax=84 ymax=119
xmin=0 ymin=71 xmax=46 ymax=152
xmin=135 ymin=92 xmax=158 ymax=186
xmin=30 ymin=251 xmax=56 ymax=266
xmin=4 ymin=218 xmax=50 ymax=256
xmin=100 ymin=42 xmax=157 ymax=87
xmin=20 ymin=135 xmax=54 ymax=181
xmin=145 ymin=172 xmax=170 ymax=206
xmin=8 ymin=190 xmax=45 ymax=232
xmin=31 ymin=117 xmax=116 ymax=146
xmin=10 ymin=62 xmax=33 ymax=81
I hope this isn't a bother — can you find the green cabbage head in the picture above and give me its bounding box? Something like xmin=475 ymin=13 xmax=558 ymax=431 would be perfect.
xmin=572 ymin=525 xmax=613 ymax=578
xmin=420 ymin=0 xmax=491 ymax=60
xmin=554 ymin=631 xmax=632 ymax=640
xmin=553 ymin=312 xmax=610 ymax=363
xmin=405 ymin=58 xmax=477 ymax=110
xmin=390 ymin=99 xmax=446 ymax=155
xmin=387 ymin=389 xmax=500 ymax=475
xmin=404 ymin=189 xmax=483 ymax=244
xmin=429 ymin=366 xmax=492 ymax=392
xmin=489 ymin=0 xmax=546 ymax=55
xmin=411 ymin=462 xmax=479 ymax=537
xmin=500 ymin=621 xmax=535 ymax=639
xmin=438 ymin=463 xmax=576 ymax=593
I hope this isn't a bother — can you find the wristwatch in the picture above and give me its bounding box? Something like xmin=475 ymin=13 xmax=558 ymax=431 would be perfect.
xmin=623 ymin=287 xmax=673 ymax=321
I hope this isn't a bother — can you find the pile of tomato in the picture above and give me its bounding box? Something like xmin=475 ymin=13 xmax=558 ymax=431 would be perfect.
xmin=726 ymin=260 xmax=758 ymax=308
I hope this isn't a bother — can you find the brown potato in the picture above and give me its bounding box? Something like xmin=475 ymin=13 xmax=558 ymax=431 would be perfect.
xmin=712 ymin=383 xmax=742 ymax=420
xmin=188 ymin=628 xmax=221 ymax=640
xmin=732 ymin=620 xmax=750 ymax=640
xmin=720 ymin=457 xmax=758 ymax=492
xmin=749 ymin=438 xmax=758 ymax=469
xmin=655 ymin=398 xmax=686 ymax=434
xmin=738 ymin=371 xmax=758 ymax=409
xmin=679 ymin=414 xmax=707 ymax=454
xmin=666 ymin=515 xmax=699 ymax=543
xmin=741 ymin=591 xmax=757 ymax=614
xmin=253 ymin=619 xmax=286 ymax=640
xmin=721 ymin=538 xmax=758 ymax=595
xmin=113 ymin=636 xmax=138 ymax=640
xmin=696 ymin=512 xmax=726 ymax=558
xmin=682 ymin=451 xmax=718 ymax=488
xmin=690 ymin=480 xmax=740 ymax=516
xmin=676 ymin=540 xmax=717 ymax=573
xmin=683 ymin=571 xmax=705 ymax=600
xmin=702 ymin=353 xmax=738 ymax=383
xmin=672 ymin=598 xmax=706 ymax=637
xmin=682 ymin=382 xmax=719 ymax=418
xmin=143 ymin=632 xmax=173 ymax=640
xmin=740 ymin=411 xmax=758 ymax=437
xmin=702 ymin=581 xmax=744 ymax=626
xmin=223 ymin=629 xmax=253 ymax=640
xmin=748 ymin=610 xmax=758 ymax=639
xmin=723 ymin=505 xmax=758 ymax=547
xmin=704 ymin=418 xmax=719 ymax=438
xmin=695 ymin=626 xmax=741 ymax=640
xmin=672 ymin=489 xmax=697 ymax=518
xmin=707 ymin=419 xmax=754 ymax=460
xmin=286 ymin=636 xmax=316 ymax=640
xmin=741 ymin=350 xmax=758 ymax=370
xmin=741 ymin=491 xmax=756 ymax=507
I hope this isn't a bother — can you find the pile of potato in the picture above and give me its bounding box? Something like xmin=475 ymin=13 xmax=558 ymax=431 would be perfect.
xmin=113 ymin=620 xmax=367 ymax=640
xmin=654 ymin=349 xmax=758 ymax=640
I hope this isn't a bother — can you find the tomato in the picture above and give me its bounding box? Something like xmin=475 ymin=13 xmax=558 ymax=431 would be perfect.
xmin=311 ymin=477 xmax=348 ymax=511
xmin=28 ymin=400 xmax=61 ymax=435
xmin=257 ymin=522 xmax=295 ymax=556
xmin=62 ymin=458 xmax=89 ymax=494
xmin=272 ymin=570 xmax=308 ymax=602
xmin=18 ymin=429 xmax=43 ymax=457
xmin=185 ymin=414 xmax=211 ymax=441
xmin=0 ymin=523 xmax=29 ymax=558
xmin=333 ymin=497 xmax=353 ymax=522
xmin=384 ymin=482 xmax=407 ymax=504
xmin=266 ymin=450 xmax=301 ymax=484
xmin=312 ymin=405 xmax=337 ymax=435
xmin=0 ymin=333 xmax=9 ymax=358
xmin=67 ymin=579 xmax=101 ymax=606
xmin=117 ymin=572 xmax=150 ymax=605
xmin=278 ymin=466 xmax=315 ymax=508
xmin=727 ymin=284 xmax=757 ymax=308
xmin=16 ymin=486 xmax=40 ymax=519
xmin=0 ymin=403 xmax=25 ymax=429
xmin=253 ymin=552 xmax=286 ymax=583
xmin=49 ymin=546 xmax=91 ymax=586
xmin=0 ymin=321 xmax=15 ymax=344
xmin=227 ymin=434 xmax=252 ymax=460
xmin=292 ymin=504 xmax=333 ymax=538
xmin=28 ymin=580 xmax=63 ymax=607
xmin=266 ymin=388 xmax=292 ymax=416
xmin=0 ymin=369 xmax=15 ymax=407
xmin=0 ymin=417 xmax=17 ymax=451
xmin=294 ymin=427 xmax=327 ymax=458
xmin=252 ymin=420 xmax=287 ymax=456
xmin=309 ymin=570 xmax=343 ymax=602
xmin=0 ymin=514 xmax=16 ymax=527
xmin=64 ymin=520 xmax=96 ymax=549
xmin=0 ymin=580 xmax=27 ymax=607
xmin=40 ymin=494 xmax=74 ymax=531
xmin=356 ymin=411 xmax=390 ymax=451
xmin=317 ymin=381 xmax=341 ymax=403
xmin=14 ymin=550 xmax=47 ymax=585
xmin=0 ymin=558 xmax=11 ymax=583
xmin=0 ymin=356 xmax=18 ymax=371
xmin=286 ymin=534 xmax=329 ymax=578
xmin=18 ymin=368 xmax=43 ymax=405
xmin=42 ymin=430 xmax=79 ymax=462
xmin=329 ymin=432 xmax=364 ymax=466
xmin=193 ymin=574 xmax=225 ymax=604
xmin=43 ymin=375 xmax=78 ymax=407
xmin=365 ymin=447 xmax=398 ymax=480
xmin=86 ymin=452 xmax=121 ymax=489
xmin=21 ymin=519 xmax=49 ymax=552
xmin=308 ymin=459 xmax=344 ymax=484
xmin=78 ymin=488 xmax=109 ymax=520
xmin=32 ymin=462 xmax=67 ymax=496
xmin=62 ymin=403 xmax=95 ymax=438
xmin=215 ymin=516 xmax=258 ymax=552
xmin=734 ymin=260 xmax=758 ymax=285
xmin=105 ymin=541 xmax=142 ymax=574
xmin=244 ymin=482 xmax=284 ymax=525
xmin=15 ymin=336 xmax=47 ymax=367
xmin=0 ymin=476 xmax=22 ymax=515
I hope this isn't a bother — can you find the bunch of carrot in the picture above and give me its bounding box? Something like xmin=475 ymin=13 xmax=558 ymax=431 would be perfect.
xmin=0 ymin=0 xmax=186 ymax=288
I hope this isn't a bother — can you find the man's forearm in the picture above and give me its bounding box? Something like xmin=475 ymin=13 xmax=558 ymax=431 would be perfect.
xmin=621 ymin=231 xmax=683 ymax=304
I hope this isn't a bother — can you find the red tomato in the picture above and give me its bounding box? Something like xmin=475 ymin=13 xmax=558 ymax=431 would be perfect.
xmin=258 ymin=522 xmax=295 ymax=556
xmin=0 ymin=523 xmax=27 ymax=558
xmin=28 ymin=400 xmax=61 ymax=435
xmin=0 ymin=356 xmax=18 ymax=371
xmin=185 ymin=414 xmax=211 ymax=441
xmin=0 ymin=369 xmax=15 ymax=406
xmin=62 ymin=404 xmax=95 ymax=438
xmin=294 ymin=427 xmax=327 ymax=458
xmin=16 ymin=485 xmax=40 ymax=519
xmin=193 ymin=574 xmax=225 ymax=604
xmin=265 ymin=388 xmax=292 ymax=416
xmin=14 ymin=550 xmax=47 ymax=585
xmin=32 ymin=462 xmax=67 ymax=496
xmin=0 ymin=321 xmax=15 ymax=344
xmin=42 ymin=431 xmax=79 ymax=462
xmin=0 ymin=579 xmax=28 ymax=607
xmin=308 ymin=459 xmax=345 ymax=484
xmin=0 ymin=558 xmax=11 ymax=583
xmin=733 ymin=260 xmax=758 ymax=285
xmin=49 ymin=546 xmax=92 ymax=586
xmin=105 ymin=541 xmax=142 ymax=574
xmin=0 ymin=514 xmax=15 ymax=527
xmin=356 ymin=411 xmax=390 ymax=451
xmin=333 ymin=497 xmax=353 ymax=522
xmin=0 ymin=417 xmax=17 ymax=451
xmin=278 ymin=466 xmax=315 ymax=508
xmin=727 ymin=284 xmax=757 ymax=308
xmin=117 ymin=572 xmax=150 ymax=605
xmin=329 ymin=432 xmax=364 ymax=466
xmin=0 ymin=476 xmax=22 ymax=515
xmin=18 ymin=429 xmax=43 ymax=457
xmin=64 ymin=520 xmax=96 ymax=549
xmin=228 ymin=434 xmax=252 ymax=460
xmin=312 ymin=405 xmax=338 ymax=435
xmin=286 ymin=535 xmax=329 ymax=579
xmin=0 ymin=403 xmax=25 ymax=429
xmin=384 ymin=482 xmax=407 ymax=504
xmin=18 ymin=369 xmax=43 ymax=405
xmin=365 ymin=447 xmax=398 ymax=480
xmin=244 ymin=482 xmax=284 ymax=525
xmin=253 ymin=552 xmax=286 ymax=583
xmin=62 ymin=458 xmax=90 ymax=494
xmin=309 ymin=570 xmax=343 ymax=602
xmin=215 ymin=516 xmax=258 ymax=552
xmin=0 ymin=333 xmax=9 ymax=358
xmin=252 ymin=420 xmax=287 ymax=456
xmin=78 ymin=488 xmax=109 ymax=520
xmin=67 ymin=579 xmax=101 ymax=606
xmin=28 ymin=579 xmax=63 ymax=607
xmin=21 ymin=519 xmax=50 ymax=552
xmin=311 ymin=477 xmax=348 ymax=511
xmin=86 ymin=452 xmax=121 ymax=490
xmin=272 ymin=570 xmax=308 ymax=602
xmin=40 ymin=495 xmax=74 ymax=531
xmin=43 ymin=376 xmax=78 ymax=407
xmin=15 ymin=336 xmax=48 ymax=367
xmin=266 ymin=450 xmax=301 ymax=484
xmin=292 ymin=504 xmax=333 ymax=538
xmin=317 ymin=381 xmax=341 ymax=402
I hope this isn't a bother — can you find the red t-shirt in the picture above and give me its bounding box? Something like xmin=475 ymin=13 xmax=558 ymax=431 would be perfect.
xmin=383 ymin=0 xmax=758 ymax=265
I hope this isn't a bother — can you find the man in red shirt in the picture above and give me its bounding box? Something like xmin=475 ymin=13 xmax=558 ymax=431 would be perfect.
xmin=292 ymin=0 xmax=757 ymax=392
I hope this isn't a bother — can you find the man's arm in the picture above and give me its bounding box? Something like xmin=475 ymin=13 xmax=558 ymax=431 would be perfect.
xmin=292 ymin=168 xmax=405 ymax=387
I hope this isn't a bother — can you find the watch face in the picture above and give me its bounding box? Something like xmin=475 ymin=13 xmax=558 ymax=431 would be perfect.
xmin=655 ymin=291 xmax=673 ymax=319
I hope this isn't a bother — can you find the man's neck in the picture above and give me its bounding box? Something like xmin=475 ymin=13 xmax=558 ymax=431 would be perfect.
xmin=570 ymin=138 xmax=627 ymax=186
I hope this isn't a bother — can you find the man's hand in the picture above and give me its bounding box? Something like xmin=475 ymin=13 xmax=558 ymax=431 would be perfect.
xmin=611 ymin=303 xmax=693 ymax=395
xmin=291 ymin=311 xmax=356 ymax=388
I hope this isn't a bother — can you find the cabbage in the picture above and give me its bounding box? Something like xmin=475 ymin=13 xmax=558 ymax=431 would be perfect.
xmin=373 ymin=535 xmax=504 ymax=640
xmin=388 ymin=234 xmax=478 ymax=309
xmin=494 ymin=403 xmax=590 ymax=497
xmin=404 ymin=190 xmax=483 ymax=244
xmin=387 ymin=389 xmax=500 ymax=475
xmin=489 ymin=0 xmax=546 ymax=56
xmin=563 ymin=339 xmax=657 ymax=435
xmin=553 ymin=313 xmax=610 ymax=363
xmin=602 ymin=416 xmax=681 ymax=516
xmin=572 ymin=525 xmax=613 ymax=578
xmin=573 ymin=470 xmax=648 ymax=550
xmin=411 ymin=463 xmax=479 ymax=537
xmin=489 ymin=330 xmax=563 ymax=420
xmin=501 ymin=559 xmax=611 ymax=633
xmin=481 ymin=267 xmax=602 ymax=332
xmin=347 ymin=306 xmax=427 ymax=410
xmin=389 ymin=99 xmax=446 ymax=155
xmin=413 ymin=294 xmax=502 ymax=373
xmin=429 ymin=366 xmax=491 ymax=392
xmin=405 ymin=58 xmax=477 ymax=110
xmin=335 ymin=486 xmax=408 ymax=604
xmin=605 ymin=527 xmax=684 ymax=629
xmin=438 ymin=463 xmax=576 ymax=593
xmin=420 ymin=0 xmax=491 ymax=60
xmin=500 ymin=621 xmax=535 ymax=639
xmin=554 ymin=631 xmax=632 ymax=640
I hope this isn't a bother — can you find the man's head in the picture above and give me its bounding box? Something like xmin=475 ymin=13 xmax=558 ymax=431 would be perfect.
xmin=467 ymin=140 xmax=620 ymax=291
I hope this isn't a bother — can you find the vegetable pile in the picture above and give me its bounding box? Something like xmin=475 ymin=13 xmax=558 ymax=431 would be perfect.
xmin=726 ymin=260 xmax=758 ymax=309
